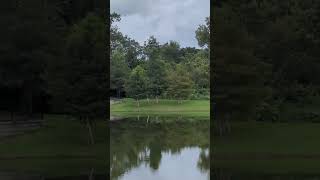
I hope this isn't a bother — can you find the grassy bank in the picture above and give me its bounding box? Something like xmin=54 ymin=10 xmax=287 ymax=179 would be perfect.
xmin=213 ymin=122 xmax=320 ymax=173
xmin=111 ymin=98 xmax=210 ymax=118
xmin=0 ymin=115 xmax=107 ymax=158
xmin=214 ymin=158 xmax=320 ymax=174
xmin=214 ymin=122 xmax=320 ymax=155
xmin=0 ymin=115 xmax=107 ymax=175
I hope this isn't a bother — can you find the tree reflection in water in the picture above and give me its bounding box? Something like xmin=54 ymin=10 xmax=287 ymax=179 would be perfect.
xmin=110 ymin=117 xmax=210 ymax=180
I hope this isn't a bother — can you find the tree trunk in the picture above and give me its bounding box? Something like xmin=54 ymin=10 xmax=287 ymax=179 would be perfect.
xmin=117 ymin=89 xmax=121 ymax=98
xmin=216 ymin=119 xmax=231 ymax=136
xmin=42 ymin=0 xmax=47 ymax=9
xmin=22 ymin=84 xmax=33 ymax=120
xmin=137 ymin=98 xmax=140 ymax=111
xmin=88 ymin=168 xmax=94 ymax=180
xmin=11 ymin=111 xmax=16 ymax=125
xmin=28 ymin=89 xmax=33 ymax=119
xmin=156 ymin=96 xmax=159 ymax=103
xmin=41 ymin=111 xmax=44 ymax=121
xmin=86 ymin=117 xmax=95 ymax=145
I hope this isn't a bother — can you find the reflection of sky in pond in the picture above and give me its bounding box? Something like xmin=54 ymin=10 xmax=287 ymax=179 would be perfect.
xmin=110 ymin=119 xmax=209 ymax=180
xmin=118 ymin=147 xmax=208 ymax=180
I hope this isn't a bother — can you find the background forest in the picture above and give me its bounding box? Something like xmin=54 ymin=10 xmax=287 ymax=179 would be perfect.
xmin=214 ymin=0 xmax=320 ymax=134
xmin=110 ymin=13 xmax=210 ymax=102
xmin=0 ymin=0 xmax=107 ymax=118
xmin=1 ymin=0 xmax=320 ymax=128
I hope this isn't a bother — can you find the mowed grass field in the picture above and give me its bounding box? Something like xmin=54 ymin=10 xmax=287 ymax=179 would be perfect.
xmin=111 ymin=99 xmax=210 ymax=118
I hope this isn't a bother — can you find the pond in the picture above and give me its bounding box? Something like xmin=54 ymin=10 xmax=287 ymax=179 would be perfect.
xmin=0 ymin=172 xmax=107 ymax=180
xmin=0 ymin=159 xmax=107 ymax=179
xmin=110 ymin=117 xmax=210 ymax=180
xmin=211 ymin=168 xmax=320 ymax=180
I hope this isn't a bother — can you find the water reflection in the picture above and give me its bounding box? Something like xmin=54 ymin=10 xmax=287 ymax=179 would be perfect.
xmin=0 ymin=158 xmax=107 ymax=179
xmin=110 ymin=117 xmax=210 ymax=180
xmin=0 ymin=172 xmax=107 ymax=180
xmin=211 ymin=168 xmax=320 ymax=180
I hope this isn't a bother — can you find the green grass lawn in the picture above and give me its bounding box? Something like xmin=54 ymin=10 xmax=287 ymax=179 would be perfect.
xmin=213 ymin=121 xmax=320 ymax=173
xmin=0 ymin=115 xmax=107 ymax=176
xmin=111 ymin=98 xmax=210 ymax=118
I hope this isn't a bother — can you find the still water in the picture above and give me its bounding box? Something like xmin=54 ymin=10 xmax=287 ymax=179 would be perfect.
xmin=2 ymin=116 xmax=319 ymax=179
xmin=211 ymin=169 xmax=320 ymax=180
xmin=0 ymin=172 xmax=106 ymax=179
xmin=110 ymin=117 xmax=210 ymax=180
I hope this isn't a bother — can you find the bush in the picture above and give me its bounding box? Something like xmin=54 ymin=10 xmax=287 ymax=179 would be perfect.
xmin=255 ymin=102 xmax=280 ymax=122
xmin=190 ymin=89 xmax=209 ymax=100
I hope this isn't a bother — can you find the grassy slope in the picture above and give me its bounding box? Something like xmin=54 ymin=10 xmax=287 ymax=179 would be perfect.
xmin=0 ymin=115 xmax=107 ymax=176
xmin=111 ymin=99 xmax=210 ymax=117
xmin=214 ymin=122 xmax=320 ymax=173
xmin=0 ymin=115 xmax=107 ymax=158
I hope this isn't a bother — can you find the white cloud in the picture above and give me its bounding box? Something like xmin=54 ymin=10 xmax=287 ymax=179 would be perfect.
xmin=111 ymin=0 xmax=210 ymax=47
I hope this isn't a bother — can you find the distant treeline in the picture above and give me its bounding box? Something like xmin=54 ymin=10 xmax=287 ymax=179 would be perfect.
xmin=110 ymin=13 xmax=210 ymax=101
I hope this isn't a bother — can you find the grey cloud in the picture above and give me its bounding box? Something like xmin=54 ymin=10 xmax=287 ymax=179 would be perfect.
xmin=111 ymin=0 xmax=209 ymax=47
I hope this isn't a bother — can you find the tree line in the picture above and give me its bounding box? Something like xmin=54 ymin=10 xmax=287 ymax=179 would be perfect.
xmin=213 ymin=0 xmax=320 ymax=135
xmin=0 ymin=1 xmax=107 ymax=143
xmin=110 ymin=13 xmax=210 ymax=102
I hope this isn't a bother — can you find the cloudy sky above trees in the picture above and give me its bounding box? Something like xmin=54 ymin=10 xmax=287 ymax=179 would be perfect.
xmin=110 ymin=0 xmax=210 ymax=48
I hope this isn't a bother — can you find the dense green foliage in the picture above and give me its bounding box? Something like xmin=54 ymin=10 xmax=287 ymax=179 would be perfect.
xmin=47 ymin=14 xmax=107 ymax=118
xmin=125 ymin=66 xmax=149 ymax=99
xmin=0 ymin=1 xmax=108 ymax=146
xmin=110 ymin=13 xmax=210 ymax=100
xmin=0 ymin=1 xmax=107 ymax=120
xmin=213 ymin=0 xmax=320 ymax=135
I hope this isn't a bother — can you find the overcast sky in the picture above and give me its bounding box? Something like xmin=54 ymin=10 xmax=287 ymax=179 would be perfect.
xmin=110 ymin=0 xmax=210 ymax=48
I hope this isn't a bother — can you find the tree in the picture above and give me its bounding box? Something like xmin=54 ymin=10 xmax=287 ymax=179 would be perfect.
xmin=145 ymin=58 xmax=167 ymax=102
xmin=216 ymin=0 xmax=320 ymax=124
xmin=143 ymin=36 xmax=161 ymax=60
xmin=110 ymin=12 xmax=124 ymax=52
xmin=110 ymin=13 xmax=142 ymax=69
xmin=47 ymin=14 xmax=107 ymax=144
xmin=0 ymin=2 xmax=57 ymax=118
xmin=183 ymin=50 xmax=210 ymax=93
xmin=180 ymin=47 xmax=200 ymax=58
xmin=196 ymin=17 xmax=210 ymax=49
xmin=122 ymin=37 xmax=142 ymax=69
xmin=141 ymin=36 xmax=167 ymax=101
xmin=53 ymin=0 xmax=106 ymax=25
xmin=125 ymin=66 xmax=149 ymax=105
xmin=110 ymin=50 xmax=130 ymax=98
xmin=166 ymin=64 xmax=194 ymax=103
xmin=212 ymin=7 xmax=271 ymax=135
xmin=160 ymin=41 xmax=182 ymax=64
